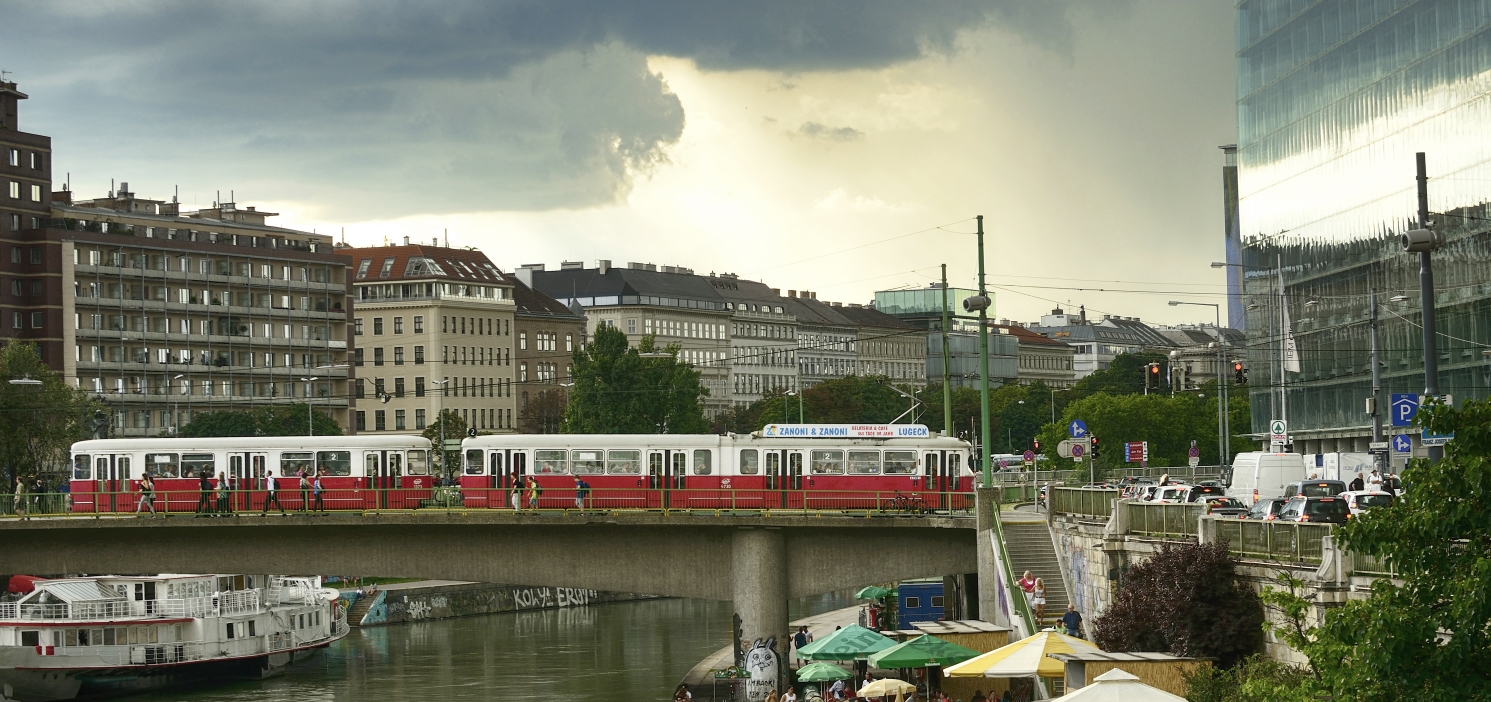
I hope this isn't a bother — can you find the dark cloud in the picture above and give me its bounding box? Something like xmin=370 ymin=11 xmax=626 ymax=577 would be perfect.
xmin=0 ymin=1 xmax=1101 ymax=217
xmin=797 ymin=123 xmax=865 ymax=142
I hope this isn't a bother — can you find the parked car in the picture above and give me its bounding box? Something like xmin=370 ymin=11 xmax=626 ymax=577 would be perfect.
xmin=1275 ymin=496 xmax=1350 ymax=524
xmin=1119 ymin=477 xmax=1155 ymax=498
xmin=1339 ymin=490 xmax=1394 ymax=516
xmin=1184 ymin=485 xmax=1226 ymax=502
xmin=1201 ymin=495 xmax=1250 ymax=517
xmin=1282 ymin=480 xmax=1348 ymax=500
xmin=1244 ymin=497 xmax=1287 ymax=521
xmin=1151 ymin=485 xmax=1191 ymax=504
xmin=1136 ymin=484 xmax=1162 ymax=501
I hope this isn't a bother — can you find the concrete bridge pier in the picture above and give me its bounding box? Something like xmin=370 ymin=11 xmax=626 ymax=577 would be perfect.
xmin=732 ymin=527 xmax=789 ymax=661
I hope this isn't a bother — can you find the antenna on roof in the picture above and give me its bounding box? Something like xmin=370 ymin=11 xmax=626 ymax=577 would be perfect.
xmin=444 ymin=228 xmax=448 ymax=248
xmin=172 ymin=184 xmax=177 ymax=203
xmin=66 ymin=172 xmax=70 ymax=192
xmin=110 ymin=178 xmax=115 ymax=198
xmin=341 ymin=227 xmax=346 ymax=245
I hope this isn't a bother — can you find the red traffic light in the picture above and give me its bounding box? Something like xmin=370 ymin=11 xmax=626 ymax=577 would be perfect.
xmin=1149 ymin=364 xmax=1160 ymax=375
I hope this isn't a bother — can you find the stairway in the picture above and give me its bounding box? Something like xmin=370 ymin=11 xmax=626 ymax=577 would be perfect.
xmin=346 ymin=593 xmax=377 ymax=627
xmin=1001 ymin=522 xmax=1071 ymax=630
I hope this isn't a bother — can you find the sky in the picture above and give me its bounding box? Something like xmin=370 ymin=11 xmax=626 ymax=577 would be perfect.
xmin=1 ymin=0 xmax=1236 ymax=327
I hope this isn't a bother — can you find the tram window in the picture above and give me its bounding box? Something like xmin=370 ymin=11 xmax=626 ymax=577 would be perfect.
xmin=388 ymin=453 xmax=403 ymax=475
xmin=884 ymin=451 xmax=917 ymax=474
xmin=365 ymin=453 xmax=380 ymax=476
xmin=848 ymin=451 xmax=881 ymax=475
xmin=73 ymin=455 xmax=91 ymax=480
xmin=465 ymin=450 xmax=485 ymax=475
xmin=145 ymin=453 xmax=180 ymax=478
xmin=738 ymin=449 xmax=759 ymax=475
xmin=316 ymin=451 xmax=351 ymax=476
xmin=607 ymin=450 xmax=641 ymax=474
xmin=692 ymin=450 xmax=712 ymax=475
xmin=948 ymin=454 xmax=962 ymax=473
xmin=180 ymin=454 xmax=213 ymax=478
xmin=96 ymin=457 xmax=108 ymax=476
xmin=810 ymin=450 xmax=844 ymax=475
xmin=649 ymin=452 xmax=664 ymax=475
xmin=281 ymin=452 xmax=315 ymax=477
xmin=535 ymin=450 xmax=568 ymax=474
xmin=571 ymin=450 xmax=605 ymax=475
xmin=407 ymin=451 xmax=428 ymax=475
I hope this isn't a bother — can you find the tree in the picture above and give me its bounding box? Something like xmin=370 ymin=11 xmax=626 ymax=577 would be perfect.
xmin=179 ymin=404 xmax=343 ymax=438
xmin=562 ymin=326 xmax=709 ymax=434
xmin=1182 ymin=655 xmax=1312 ymax=702
xmin=1092 ymin=540 xmax=1264 ymax=669
xmin=914 ymin=383 xmax=983 ymax=438
xmin=0 ymin=342 xmax=102 ymax=483
xmin=1072 ymin=351 xmax=1171 ymax=396
xmin=422 ymin=409 xmax=467 ymax=476
xmin=518 ymin=389 xmax=567 ymax=434
xmin=1244 ymin=398 xmax=1491 ymax=702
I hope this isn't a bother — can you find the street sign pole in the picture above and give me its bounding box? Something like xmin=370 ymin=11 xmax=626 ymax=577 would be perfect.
xmin=976 ymin=215 xmax=992 ymax=488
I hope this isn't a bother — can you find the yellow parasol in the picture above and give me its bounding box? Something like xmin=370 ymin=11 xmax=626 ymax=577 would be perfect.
xmin=858 ymin=678 xmax=917 ymax=700
xmin=943 ymin=631 xmax=1101 ymax=679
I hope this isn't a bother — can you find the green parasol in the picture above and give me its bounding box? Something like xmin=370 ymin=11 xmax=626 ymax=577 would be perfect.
xmin=867 ymin=634 xmax=982 ymax=669
xmin=854 ymin=585 xmax=894 ymax=600
xmin=797 ymin=624 xmax=897 ymax=661
xmin=795 ymin=662 xmax=855 ymax=682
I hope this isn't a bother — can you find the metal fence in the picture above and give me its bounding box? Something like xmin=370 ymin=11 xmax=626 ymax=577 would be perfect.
xmin=1049 ymin=487 xmax=1120 ymax=519
xmin=1123 ymin=501 xmax=1205 ymax=538
xmin=1212 ymin=519 xmax=1334 ymax=564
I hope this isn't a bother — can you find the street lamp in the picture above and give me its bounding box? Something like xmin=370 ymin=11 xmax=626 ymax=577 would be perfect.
xmin=171 ymin=374 xmax=184 ymax=435
xmin=7 ymin=377 xmax=41 ymax=386
xmin=300 ymin=377 xmax=319 ymax=435
xmin=1169 ymin=300 xmax=1230 ymax=469
xmin=432 ymin=378 xmax=452 ymax=477
xmin=783 ymin=390 xmax=796 ymax=424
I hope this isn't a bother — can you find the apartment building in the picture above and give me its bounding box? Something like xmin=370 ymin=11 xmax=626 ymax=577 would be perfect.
xmin=781 ymin=292 xmax=857 ymax=390
xmin=991 ymin=322 xmax=1076 ymax=388
xmin=508 ymin=276 xmax=586 ymax=430
xmin=707 ymin=274 xmax=799 ymax=407
xmin=835 ymin=304 xmax=927 ymax=388
xmin=343 ymin=242 xmax=516 ymax=436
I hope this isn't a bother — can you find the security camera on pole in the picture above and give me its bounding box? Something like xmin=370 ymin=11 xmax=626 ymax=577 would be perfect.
xmin=1402 ymin=152 xmax=1446 ymax=462
xmin=961 ymin=219 xmax=993 ymax=487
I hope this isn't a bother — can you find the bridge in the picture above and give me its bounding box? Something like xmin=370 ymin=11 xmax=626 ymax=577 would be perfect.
xmin=0 ymin=508 xmax=980 ymax=659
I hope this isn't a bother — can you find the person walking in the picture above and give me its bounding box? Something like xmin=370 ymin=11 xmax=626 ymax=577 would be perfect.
xmin=526 ymin=475 xmax=541 ymax=510
xmin=13 ymin=477 xmax=26 ymax=519
xmin=134 ymin=474 xmax=157 ymax=517
xmin=1349 ymin=472 xmax=1365 ymax=492
xmin=312 ymin=471 xmax=326 ymax=513
xmin=262 ymin=470 xmax=285 ymax=515
xmin=196 ymin=470 xmax=214 ymax=514
xmin=1060 ymin=604 xmax=1083 ymax=638
xmin=510 ymin=479 xmax=523 ymax=511
xmin=574 ymin=476 xmax=589 ymax=510
xmin=298 ymin=469 xmax=310 ymax=512
xmin=1032 ymin=578 xmax=1047 ymax=625
xmin=215 ymin=471 xmax=231 ymax=515
xmin=793 ymin=626 xmax=809 ymax=666
xmin=1018 ymin=570 xmax=1036 ymax=613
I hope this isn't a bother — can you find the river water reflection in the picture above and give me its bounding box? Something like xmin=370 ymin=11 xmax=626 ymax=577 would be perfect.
xmin=152 ymin=591 xmax=854 ymax=702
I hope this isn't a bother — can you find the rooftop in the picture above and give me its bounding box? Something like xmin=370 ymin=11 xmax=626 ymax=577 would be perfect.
xmin=342 ymin=244 xmax=507 ymax=285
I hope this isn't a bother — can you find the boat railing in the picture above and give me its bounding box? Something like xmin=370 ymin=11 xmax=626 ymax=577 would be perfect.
xmin=51 ymin=642 xmax=210 ymax=666
xmin=266 ymin=578 xmax=320 ymax=606
xmin=9 ymin=601 xmax=134 ymax=621
xmin=217 ymin=589 xmax=261 ymax=616
xmin=267 ymin=631 xmax=296 ymax=652
xmin=0 ymin=602 xmax=14 ymax=619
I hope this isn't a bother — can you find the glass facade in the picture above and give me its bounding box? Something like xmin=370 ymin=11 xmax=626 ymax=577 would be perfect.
xmin=1236 ymin=0 xmax=1491 ymax=449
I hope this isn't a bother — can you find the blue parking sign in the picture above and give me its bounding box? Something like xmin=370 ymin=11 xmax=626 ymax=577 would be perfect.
xmin=1390 ymin=394 xmax=1419 ymax=427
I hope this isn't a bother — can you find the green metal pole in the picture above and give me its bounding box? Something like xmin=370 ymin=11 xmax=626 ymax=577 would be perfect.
xmin=977 ymin=216 xmax=992 ymax=488
xmin=940 ymin=264 xmax=953 ymax=437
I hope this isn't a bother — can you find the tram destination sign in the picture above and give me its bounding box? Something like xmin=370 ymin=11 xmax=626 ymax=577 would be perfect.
xmin=760 ymin=424 xmax=930 ymax=438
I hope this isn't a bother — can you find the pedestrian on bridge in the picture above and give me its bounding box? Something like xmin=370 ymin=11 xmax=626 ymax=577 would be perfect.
xmin=12 ymin=477 xmax=26 ymax=519
xmin=196 ymin=470 xmax=214 ymax=514
xmin=262 ymin=471 xmax=285 ymax=515
xmin=510 ymin=480 xmax=522 ymax=511
xmin=298 ymin=469 xmax=311 ymax=512
xmin=134 ymin=474 xmax=157 ymax=517
xmin=312 ymin=471 xmax=326 ymax=513
xmin=526 ymin=476 xmax=541 ymax=510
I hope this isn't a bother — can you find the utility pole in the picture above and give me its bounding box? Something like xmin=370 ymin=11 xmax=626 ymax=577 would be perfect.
xmin=1370 ymin=288 xmax=1384 ymax=470
xmin=940 ymin=264 xmax=953 ymax=437
xmin=1415 ymin=152 xmax=1443 ymax=462
xmin=975 ymin=216 xmax=993 ymax=487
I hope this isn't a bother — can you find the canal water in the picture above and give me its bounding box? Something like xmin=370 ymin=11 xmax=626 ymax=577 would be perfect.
xmin=151 ymin=591 xmax=855 ymax=701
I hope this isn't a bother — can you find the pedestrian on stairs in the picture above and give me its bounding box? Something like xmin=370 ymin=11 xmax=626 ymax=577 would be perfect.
xmin=1018 ymin=571 xmax=1036 ymax=611
xmin=1032 ymin=578 xmax=1047 ymax=625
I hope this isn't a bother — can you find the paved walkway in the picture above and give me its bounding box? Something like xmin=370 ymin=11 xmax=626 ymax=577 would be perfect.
xmin=679 ymin=605 xmax=862 ymax=696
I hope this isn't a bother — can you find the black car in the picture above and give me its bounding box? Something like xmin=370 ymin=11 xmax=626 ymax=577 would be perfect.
xmin=1244 ymin=498 xmax=1287 ymax=521
xmin=1276 ymin=496 xmax=1350 ymax=525
xmin=1282 ymin=480 xmax=1348 ymax=500
xmin=1184 ymin=485 xmax=1226 ymax=502
xmin=1201 ymin=496 xmax=1250 ymax=517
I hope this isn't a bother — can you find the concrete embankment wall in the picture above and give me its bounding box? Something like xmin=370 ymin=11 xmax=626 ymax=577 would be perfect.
xmin=355 ymin=582 xmax=655 ymax=626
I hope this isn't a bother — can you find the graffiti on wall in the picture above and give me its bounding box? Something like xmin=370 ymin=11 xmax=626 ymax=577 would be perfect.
xmin=743 ymin=637 xmax=779 ymax=702
xmin=358 ymin=584 xmax=647 ymax=626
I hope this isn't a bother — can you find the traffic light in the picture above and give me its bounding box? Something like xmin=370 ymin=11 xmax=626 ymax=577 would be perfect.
xmin=1090 ymin=435 xmax=1100 ymax=456
xmin=1147 ymin=363 xmax=1161 ymax=390
xmin=1233 ymin=361 xmax=1247 ymax=384
xmin=1033 ymin=438 xmax=1042 ymax=452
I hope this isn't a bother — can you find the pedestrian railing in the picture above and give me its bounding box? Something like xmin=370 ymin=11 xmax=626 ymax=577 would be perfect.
xmin=1211 ymin=518 xmax=1334 ymax=564
xmin=0 ymin=487 xmax=979 ymax=519
xmin=1122 ymin=500 xmax=1205 ymax=538
xmin=1049 ymin=487 xmax=1120 ymax=519
xmin=1352 ymin=551 xmax=1397 ymax=576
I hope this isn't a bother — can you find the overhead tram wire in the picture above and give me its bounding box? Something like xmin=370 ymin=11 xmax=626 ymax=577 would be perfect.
xmin=744 ymin=217 xmax=976 ymax=277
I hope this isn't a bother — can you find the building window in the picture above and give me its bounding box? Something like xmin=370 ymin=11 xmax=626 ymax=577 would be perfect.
xmin=354 ymin=348 xmax=365 ymax=367
xmin=29 ymin=248 xmax=39 ymax=264
xmin=442 ymin=316 xmax=448 ymax=334
xmin=374 ymin=410 xmax=386 ymax=431
xmin=355 ymin=318 xmax=364 ymax=336
xmin=519 ymin=332 xmax=527 ymax=350
xmin=355 ymin=378 xmax=366 ymax=399
xmin=520 ymin=363 xmax=528 ymax=382
xmin=414 ymin=346 xmax=425 ymax=364
xmin=394 ymin=377 xmax=405 ymax=398
xmin=415 ymin=409 xmax=426 ymax=430
xmin=8 ymin=214 xmax=18 ymax=231
xmin=415 ymin=376 xmax=425 ymax=397
xmin=414 ymin=316 xmax=424 ymax=333
xmin=379 ymin=258 xmax=395 ymax=278
xmin=30 ymin=312 xmax=42 ymax=329
xmin=566 ymin=334 xmax=573 ymax=352
xmin=394 ymin=317 xmax=404 ymax=334
xmin=628 ymin=319 xmax=636 ymax=334
xmin=395 ymin=409 xmax=406 ymax=431
xmin=356 ymin=411 xmax=367 ymax=431
xmin=373 ymin=318 xmax=383 ymax=335
xmin=7 ymin=182 xmax=16 ymax=199
xmin=356 ymin=259 xmax=371 ymax=279
xmin=28 ymin=185 xmax=41 ymax=202
xmin=374 ymin=348 xmax=385 ymax=366
xmin=394 ymin=347 xmax=405 ymax=365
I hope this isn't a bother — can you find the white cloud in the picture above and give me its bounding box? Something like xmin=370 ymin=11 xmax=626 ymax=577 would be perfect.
xmin=812 ymin=188 xmax=923 ymax=214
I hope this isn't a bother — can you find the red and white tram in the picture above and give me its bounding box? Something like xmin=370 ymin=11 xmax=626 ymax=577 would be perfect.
xmin=69 ymin=436 xmax=433 ymax=513
xmin=458 ymin=424 xmax=974 ymax=510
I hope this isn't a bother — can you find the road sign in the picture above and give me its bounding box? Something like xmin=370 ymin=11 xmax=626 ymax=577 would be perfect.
xmin=1422 ymin=432 xmax=1454 ymax=447
xmin=1188 ymin=446 xmax=1200 ymax=459
xmin=1391 ymin=435 xmax=1412 ymax=454
xmin=1188 ymin=456 xmax=1200 ymax=468
xmin=1022 ymin=450 xmax=1035 ymax=463
xmin=442 ymin=439 xmax=463 ymax=451
xmin=1269 ymin=419 xmax=1288 ymax=444
xmin=1071 ymin=444 xmax=1085 ymax=458
xmin=1125 ymin=442 xmax=1144 ymax=463
xmin=1368 ymin=441 xmax=1389 ymax=451
xmin=998 ymin=459 xmax=1009 ymax=469
xmin=1390 ymin=393 xmax=1419 ymax=427
xmin=1068 ymin=419 xmax=1088 ymax=438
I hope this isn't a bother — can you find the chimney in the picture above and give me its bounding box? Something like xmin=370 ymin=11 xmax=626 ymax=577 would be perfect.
xmin=788 ymin=290 xmax=796 ymax=297
xmin=560 ymin=261 xmax=583 ymax=270
xmin=598 ymin=259 xmax=611 ymax=274
xmin=0 ymin=80 xmax=26 ymax=132
xmin=771 ymin=288 xmax=780 ymax=296
xmin=433 ymin=238 xmax=439 ymax=246
xmin=515 ymin=263 xmax=545 ymax=287
xmin=403 ymin=236 xmax=410 ymax=245
xmin=1080 ymin=305 xmax=1087 ymax=323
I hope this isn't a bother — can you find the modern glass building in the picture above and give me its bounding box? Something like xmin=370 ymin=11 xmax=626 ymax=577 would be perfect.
xmin=1236 ymin=0 xmax=1491 ymax=454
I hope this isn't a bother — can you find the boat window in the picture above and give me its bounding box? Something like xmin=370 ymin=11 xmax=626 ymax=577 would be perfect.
xmin=145 ymin=453 xmax=180 ymax=478
xmin=281 ymin=452 xmax=315 ymax=477
xmin=316 ymin=451 xmax=351 ymax=476
xmin=884 ymin=451 xmax=917 ymax=474
xmin=739 ymin=449 xmax=759 ymax=475
xmin=693 ymin=449 xmax=712 ymax=475
xmin=20 ymin=631 xmax=38 ymax=647
xmin=407 ymin=450 xmax=428 ymax=475
xmin=535 ymin=450 xmax=568 ymax=474
xmin=810 ymin=450 xmax=844 ymax=475
xmin=65 ymin=629 xmax=78 ymax=646
xmin=848 ymin=451 xmax=881 ymax=475
xmin=607 ymin=450 xmax=640 ymax=474
xmin=181 ymin=454 xmax=213 ymax=478
xmin=73 ymin=455 xmax=91 ymax=480
xmin=465 ymin=449 xmax=485 ymax=475
xmin=571 ymin=450 xmax=605 ymax=475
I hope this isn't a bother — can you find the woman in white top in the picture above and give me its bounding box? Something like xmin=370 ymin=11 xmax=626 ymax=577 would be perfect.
xmin=1032 ymin=577 xmax=1047 ymax=624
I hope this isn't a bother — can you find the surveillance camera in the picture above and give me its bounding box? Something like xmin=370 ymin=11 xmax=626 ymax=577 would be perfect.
xmin=1401 ymin=228 xmax=1443 ymax=253
xmin=962 ymin=295 xmax=991 ymax=313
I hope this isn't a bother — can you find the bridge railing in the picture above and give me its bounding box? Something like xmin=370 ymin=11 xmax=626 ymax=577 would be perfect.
xmin=1049 ymin=487 xmax=1120 ymax=519
xmin=1120 ymin=500 xmax=1205 ymax=538
xmin=1209 ymin=518 xmax=1334 ymax=564
xmin=8 ymin=488 xmax=979 ymax=518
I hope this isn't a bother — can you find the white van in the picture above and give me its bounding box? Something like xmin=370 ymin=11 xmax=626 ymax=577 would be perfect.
xmin=1227 ymin=452 xmax=1308 ymax=505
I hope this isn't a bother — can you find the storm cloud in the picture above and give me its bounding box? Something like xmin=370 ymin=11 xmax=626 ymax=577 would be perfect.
xmin=0 ymin=1 xmax=1104 ymax=218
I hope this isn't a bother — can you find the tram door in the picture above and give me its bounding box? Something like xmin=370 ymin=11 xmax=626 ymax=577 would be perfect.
xmin=924 ymin=451 xmax=943 ymax=509
xmin=365 ymin=451 xmax=388 ymax=508
xmin=763 ymin=450 xmax=804 ymax=508
xmin=486 ymin=451 xmax=504 ymax=489
xmin=97 ymin=455 xmax=124 ymax=512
